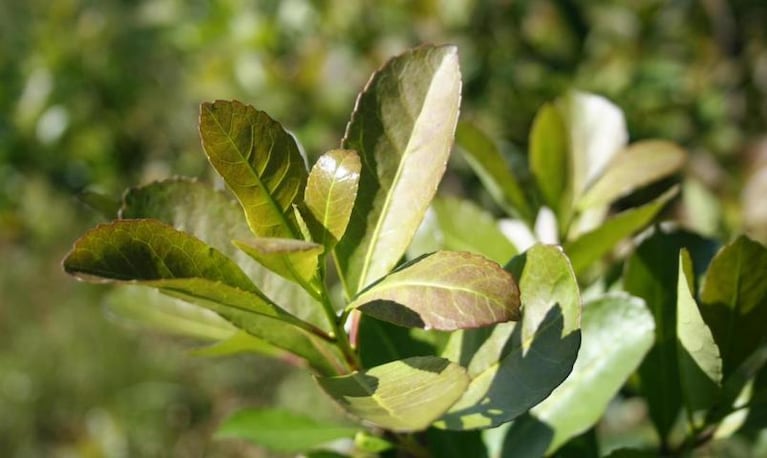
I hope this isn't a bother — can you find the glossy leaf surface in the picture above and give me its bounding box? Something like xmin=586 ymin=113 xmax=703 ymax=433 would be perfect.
xmin=564 ymin=186 xmax=677 ymax=275
xmin=336 ymin=45 xmax=462 ymax=294
xmin=578 ymin=140 xmax=686 ymax=209
xmin=558 ymin=91 xmax=627 ymax=198
xmin=234 ymin=238 xmax=323 ymax=290
xmin=304 ymin=149 xmax=361 ymax=248
xmin=316 ymin=356 xmax=469 ymax=431
xmin=437 ymin=244 xmax=581 ymax=429
xmin=199 ymin=100 xmax=307 ymax=238
xmin=700 ymin=236 xmax=767 ymax=378
xmin=349 ymin=251 xmax=520 ymax=330
xmin=216 ymin=408 xmax=357 ymax=452
xmin=502 ymin=294 xmax=654 ymax=455
xmin=456 ymin=121 xmax=533 ymax=222
xmin=624 ymin=227 xmax=719 ymax=440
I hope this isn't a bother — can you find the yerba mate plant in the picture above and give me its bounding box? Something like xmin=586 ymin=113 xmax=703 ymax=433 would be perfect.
xmin=63 ymin=45 xmax=767 ymax=457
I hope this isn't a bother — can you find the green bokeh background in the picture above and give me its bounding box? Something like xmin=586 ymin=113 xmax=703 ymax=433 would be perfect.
xmin=2 ymin=0 xmax=767 ymax=456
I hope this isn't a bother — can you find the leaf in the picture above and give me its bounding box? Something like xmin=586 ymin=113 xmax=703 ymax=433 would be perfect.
xmin=233 ymin=238 xmax=323 ymax=292
xmin=623 ymin=227 xmax=719 ymax=441
xmin=316 ymin=356 xmax=469 ymax=432
xmin=425 ymin=428 xmax=488 ymax=458
xmin=502 ymin=294 xmax=654 ymax=455
xmin=192 ymin=330 xmax=285 ymax=358
xmin=62 ymin=219 xmax=346 ymax=374
xmin=104 ymin=286 xmax=235 ymax=341
xmin=564 ymin=186 xmax=678 ymax=275
xmin=409 ymin=196 xmax=517 ymax=264
xmin=577 ymin=140 xmax=686 ymax=210
xmin=529 ymin=102 xmax=569 ymax=216
xmin=64 ymin=219 xmax=259 ymax=296
xmin=436 ymin=244 xmax=581 ymax=430
xmin=349 ymin=251 xmax=520 ymax=330
xmin=199 ymin=100 xmax=307 ymax=238
xmin=700 ymin=236 xmax=767 ymax=378
xmin=557 ymin=91 xmax=628 ymax=198
xmin=357 ymin=315 xmax=445 ymax=367
xmin=303 ymin=149 xmax=361 ymax=248
xmin=456 ymin=121 xmax=534 ymax=222
xmin=335 ymin=45 xmax=462 ymax=295
xmin=215 ymin=408 xmax=357 ymax=453
xmin=677 ymin=249 xmax=722 ymax=416
xmin=77 ymin=190 xmax=120 ymax=218
xmin=120 ymin=179 xmax=328 ymax=331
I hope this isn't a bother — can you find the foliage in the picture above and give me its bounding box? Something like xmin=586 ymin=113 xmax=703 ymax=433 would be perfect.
xmin=59 ymin=41 xmax=767 ymax=457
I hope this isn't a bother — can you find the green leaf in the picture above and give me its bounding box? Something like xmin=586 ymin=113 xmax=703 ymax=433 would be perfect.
xmin=303 ymin=149 xmax=361 ymax=248
xmin=357 ymin=315 xmax=447 ymax=367
xmin=529 ymin=102 xmax=569 ymax=216
xmin=456 ymin=121 xmax=534 ymax=222
xmin=700 ymin=236 xmax=767 ymax=378
xmin=64 ymin=219 xmax=258 ymax=295
xmin=409 ymin=196 xmax=517 ymax=264
xmin=120 ymin=179 xmax=327 ymax=331
xmin=77 ymin=189 xmax=120 ymax=218
xmin=677 ymin=249 xmax=722 ymax=416
xmin=336 ymin=45 xmax=462 ymax=294
xmin=349 ymin=251 xmax=520 ymax=330
xmin=192 ymin=330 xmax=285 ymax=358
xmin=316 ymin=356 xmax=469 ymax=432
xmin=215 ymin=408 xmax=357 ymax=453
xmin=62 ymin=219 xmax=347 ymax=374
xmin=104 ymin=286 xmax=235 ymax=341
xmin=623 ymin=227 xmax=719 ymax=441
xmin=199 ymin=100 xmax=307 ymax=238
xmin=577 ymin=140 xmax=686 ymax=210
xmin=557 ymin=91 xmax=627 ymax=199
xmin=425 ymin=428 xmax=488 ymax=458
xmin=564 ymin=186 xmax=678 ymax=275
xmin=354 ymin=431 xmax=393 ymax=453
xmin=436 ymin=244 xmax=581 ymax=430
xmin=233 ymin=238 xmax=323 ymax=292
xmin=502 ymin=294 xmax=654 ymax=455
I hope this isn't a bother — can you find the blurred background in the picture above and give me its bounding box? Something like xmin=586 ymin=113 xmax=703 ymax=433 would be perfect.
xmin=2 ymin=0 xmax=767 ymax=456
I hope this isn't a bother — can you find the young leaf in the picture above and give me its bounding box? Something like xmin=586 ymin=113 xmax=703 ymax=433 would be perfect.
xmin=335 ymin=45 xmax=462 ymax=295
xmin=436 ymin=244 xmax=581 ymax=430
xmin=216 ymin=408 xmax=358 ymax=453
xmin=456 ymin=121 xmax=534 ymax=222
xmin=502 ymin=294 xmax=654 ymax=455
xmin=577 ymin=140 xmax=686 ymax=210
xmin=623 ymin=227 xmax=719 ymax=441
xmin=564 ymin=186 xmax=678 ymax=275
xmin=303 ymin=149 xmax=361 ymax=248
xmin=199 ymin=100 xmax=307 ymax=238
xmin=529 ymin=102 xmax=569 ymax=216
xmin=700 ymin=236 xmax=767 ymax=378
xmin=316 ymin=356 xmax=469 ymax=431
xmin=557 ymin=91 xmax=628 ymax=199
xmin=348 ymin=251 xmax=520 ymax=331
xmin=677 ymin=249 xmax=722 ymax=417
xmin=233 ymin=238 xmax=323 ymax=293
xmin=120 ymin=179 xmax=328 ymax=331
xmin=409 ymin=196 xmax=517 ymax=264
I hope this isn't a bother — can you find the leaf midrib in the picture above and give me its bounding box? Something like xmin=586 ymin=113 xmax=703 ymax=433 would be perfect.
xmin=204 ymin=104 xmax=296 ymax=238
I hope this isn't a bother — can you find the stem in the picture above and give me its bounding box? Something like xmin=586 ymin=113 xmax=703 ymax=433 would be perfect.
xmin=317 ymin=278 xmax=360 ymax=370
